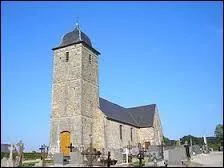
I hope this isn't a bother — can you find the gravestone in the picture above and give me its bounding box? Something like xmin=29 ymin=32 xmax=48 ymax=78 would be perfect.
xmin=16 ymin=140 xmax=24 ymax=167
xmin=164 ymin=146 xmax=187 ymax=165
xmin=192 ymin=145 xmax=202 ymax=155
xmin=130 ymin=147 xmax=139 ymax=156
xmin=148 ymin=145 xmax=163 ymax=160
xmin=0 ymin=157 xmax=14 ymax=167
xmin=1 ymin=157 xmax=8 ymax=167
xmin=70 ymin=151 xmax=84 ymax=166
xmin=110 ymin=149 xmax=123 ymax=164
xmin=53 ymin=153 xmax=64 ymax=165
xmin=1 ymin=144 xmax=15 ymax=167
xmin=7 ymin=158 xmax=14 ymax=167
xmin=8 ymin=144 xmax=14 ymax=167
xmin=15 ymin=156 xmax=20 ymax=167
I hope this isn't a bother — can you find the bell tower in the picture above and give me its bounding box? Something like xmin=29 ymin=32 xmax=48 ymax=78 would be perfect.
xmin=49 ymin=23 xmax=100 ymax=155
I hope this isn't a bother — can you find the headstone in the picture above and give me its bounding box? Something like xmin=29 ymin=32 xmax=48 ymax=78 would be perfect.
xmin=0 ymin=157 xmax=14 ymax=167
xmin=192 ymin=145 xmax=202 ymax=154
xmin=15 ymin=156 xmax=20 ymax=167
xmin=130 ymin=147 xmax=139 ymax=156
xmin=7 ymin=158 xmax=14 ymax=167
xmin=148 ymin=145 xmax=163 ymax=160
xmin=184 ymin=141 xmax=191 ymax=159
xmin=7 ymin=144 xmax=14 ymax=167
xmin=176 ymin=140 xmax=181 ymax=146
xmin=53 ymin=153 xmax=64 ymax=165
xmin=16 ymin=140 xmax=24 ymax=167
xmin=110 ymin=149 xmax=123 ymax=164
xmin=1 ymin=157 xmax=8 ymax=167
xmin=70 ymin=151 xmax=84 ymax=166
xmin=164 ymin=146 xmax=187 ymax=165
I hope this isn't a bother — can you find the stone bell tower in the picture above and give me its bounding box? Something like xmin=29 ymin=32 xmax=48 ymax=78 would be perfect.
xmin=49 ymin=23 xmax=100 ymax=155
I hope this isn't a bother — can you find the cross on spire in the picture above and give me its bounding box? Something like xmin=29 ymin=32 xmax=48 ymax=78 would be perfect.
xmin=75 ymin=17 xmax=80 ymax=29
xmin=75 ymin=17 xmax=81 ymax=41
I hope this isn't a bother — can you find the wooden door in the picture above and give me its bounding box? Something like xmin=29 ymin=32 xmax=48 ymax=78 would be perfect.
xmin=60 ymin=131 xmax=71 ymax=156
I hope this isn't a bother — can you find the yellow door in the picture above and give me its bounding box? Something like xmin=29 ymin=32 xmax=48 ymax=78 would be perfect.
xmin=60 ymin=131 xmax=71 ymax=156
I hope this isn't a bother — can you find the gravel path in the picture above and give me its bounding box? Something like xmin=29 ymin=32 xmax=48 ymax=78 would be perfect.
xmin=190 ymin=151 xmax=223 ymax=167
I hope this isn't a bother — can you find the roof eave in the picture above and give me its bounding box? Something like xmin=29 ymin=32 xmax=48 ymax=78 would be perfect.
xmin=106 ymin=117 xmax=140 ymax=128
xmin=52 ymin=41 xmax=101 ymax=55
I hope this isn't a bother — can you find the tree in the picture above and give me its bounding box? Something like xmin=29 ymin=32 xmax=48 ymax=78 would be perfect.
xmin=163 ymin=136 xmax=169 ymax=145
xmin=180 ymin=135 xmax=204 ymax=146
xmin=215 ymin=124 xmax=223 ymax=145
xmin=163 ymin=136 xmax=177 ymax=146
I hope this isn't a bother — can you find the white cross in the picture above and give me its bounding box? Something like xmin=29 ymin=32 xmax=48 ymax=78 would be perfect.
xmin=8 ymin=144 xmax=14 ymax=159
xmin=125 ymin=148 xmax=129 ymax=164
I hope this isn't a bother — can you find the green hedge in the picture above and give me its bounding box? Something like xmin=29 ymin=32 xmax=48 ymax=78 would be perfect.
xmin=23 ymin=152 xmax=42 ymax=160
xmin=1 ymin=152 xmax=42 ymax=160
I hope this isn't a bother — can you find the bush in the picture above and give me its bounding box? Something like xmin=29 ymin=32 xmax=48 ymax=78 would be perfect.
xmin=23 ymin=152 xmax=42 ymax=160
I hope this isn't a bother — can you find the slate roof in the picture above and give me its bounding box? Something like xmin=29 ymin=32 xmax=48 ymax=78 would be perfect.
xmin=59 ymin=26 xmax=92 ymax=48
xmin=52 ymin=24 xmax=100 ymax=55
xmin=99 ymin=97 xmax=156 ymax=128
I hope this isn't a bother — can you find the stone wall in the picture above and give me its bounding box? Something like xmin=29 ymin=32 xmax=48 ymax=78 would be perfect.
xmin=104 ymin=118 xmax=139 ymax=150
xmin=153 ymin=106 xmax=163 ymax=145
xmin=138 ymin=127 xmax=155 ymax=146
xmin=49 ymin=43 xmax=100 ymax=153
xmin=49 ymin=38 xmax=164 ymax=155
xmin=91 ymin=106 xmax=164 ymax=152
xmin=92 ymin=109 xmax=106 ymax=150
xmin=81 ymin=45 xmax=99 ymax=118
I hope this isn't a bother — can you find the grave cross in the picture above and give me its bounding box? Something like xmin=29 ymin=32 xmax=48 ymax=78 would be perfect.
xmin=184 ymin=141 xmax=191 ymax=160
xmin=8 ymin=144 xmax=14 ymax=160
xmin=67 ymin=143 xmax=75 ymax=152
xmin=100 ymin=151 xmax=117 ymax=167
xmin=137 ymin=143 xmax=144 ymax=167
xmin=81 ymin=134 xmax=101 ymax=167
xmin=126 ymin=141 xmax=132 ymax=163
xmin=16 ymin=140 xmax=24 ymax=167
xmin=39 ymin=144 xmax=48 ymax=167
xmin=107 ymin=151 xmax=112 ymax=167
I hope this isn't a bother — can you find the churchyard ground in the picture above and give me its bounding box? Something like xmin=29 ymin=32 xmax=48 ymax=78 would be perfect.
xmin=189 ymin=151 xmax=223 ymax=167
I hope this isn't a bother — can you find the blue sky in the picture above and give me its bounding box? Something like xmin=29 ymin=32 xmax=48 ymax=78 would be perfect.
xmin=1 ymin=2 xmax=223 ymax=151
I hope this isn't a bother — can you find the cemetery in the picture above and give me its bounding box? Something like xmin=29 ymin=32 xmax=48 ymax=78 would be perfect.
xmin=1 ymin=136 xmax=223 ymax=167
xmin=1 ymin=3 xmax=222 ymax=168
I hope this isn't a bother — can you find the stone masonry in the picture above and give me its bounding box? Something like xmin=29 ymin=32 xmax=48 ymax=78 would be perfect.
xmin=49 ymin=24 xmax=163 ymax=156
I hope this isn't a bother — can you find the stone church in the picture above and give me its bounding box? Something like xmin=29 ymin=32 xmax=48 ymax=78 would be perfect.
xmin=49 ymin=23 xmax=163 ymax=157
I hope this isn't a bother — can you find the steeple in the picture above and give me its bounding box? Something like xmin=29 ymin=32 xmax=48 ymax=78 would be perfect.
xmin=52 ymin=21 xmax=100 ymax=55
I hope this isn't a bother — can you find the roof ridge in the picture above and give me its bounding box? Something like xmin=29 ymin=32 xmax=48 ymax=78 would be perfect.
xmin=99 ymin=97 xmax=156 ymax=128
xmin=99 ymin=97 xmax=126 ymax=109
xmin=127 ymin=104 xmax=156 ymax=109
